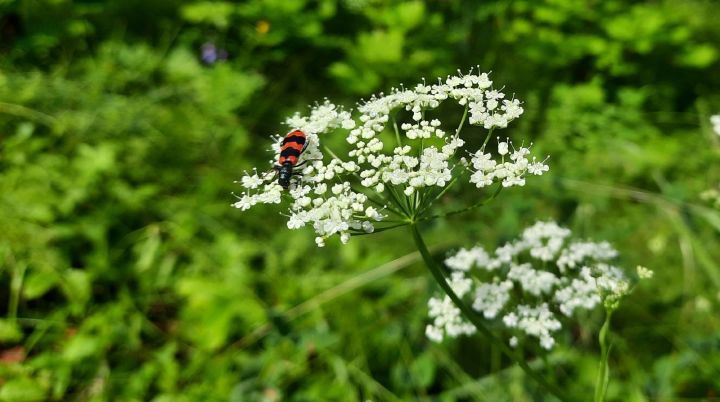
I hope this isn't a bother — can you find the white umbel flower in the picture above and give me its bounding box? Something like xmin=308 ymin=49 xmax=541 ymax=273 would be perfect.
xmin=426 ymin=220 xmax=634 ymax=349
xmin=234 ymin=70 xmax=549 ymax=246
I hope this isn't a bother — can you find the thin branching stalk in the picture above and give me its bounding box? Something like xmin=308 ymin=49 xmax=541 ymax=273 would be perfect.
xmin=594 ymin=308 xmax=613 ymax=402
xmin=0 ymin=102 xmax=57 ymax=127
xmin=392 ymin=114 xmax=403 ymax=148
xmin=455 ymin=104 xmax=469 ymax=138
xmin=419 ymin=185 xmax=503 ymax=222
xmin=480 ymin=127 xmax=495 ymax=152
xmin=410 ymin=223 xmax=571 ymax=402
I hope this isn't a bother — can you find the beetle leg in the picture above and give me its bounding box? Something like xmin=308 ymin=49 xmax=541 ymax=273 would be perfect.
xmin=289 ymin=172 xmax=305 ymax=186
xmin=260 ymin=167 xmax=280 ymax=184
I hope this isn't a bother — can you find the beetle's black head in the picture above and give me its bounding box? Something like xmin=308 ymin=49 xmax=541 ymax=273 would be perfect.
xmin=278 ymin=163 xmax=293 ymax=189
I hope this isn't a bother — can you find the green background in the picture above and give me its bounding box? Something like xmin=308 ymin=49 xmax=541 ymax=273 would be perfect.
xmin=1 ymin=0 xmax=719 ymax=400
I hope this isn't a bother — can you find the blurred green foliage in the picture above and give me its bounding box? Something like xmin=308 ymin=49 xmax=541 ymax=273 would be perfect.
xmin=1 ymin=0 xmax=720 ymax=401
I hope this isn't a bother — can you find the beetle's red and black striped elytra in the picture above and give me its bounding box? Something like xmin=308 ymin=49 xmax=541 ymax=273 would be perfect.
xmin=272 ymin=129 xmax=309 ymax=189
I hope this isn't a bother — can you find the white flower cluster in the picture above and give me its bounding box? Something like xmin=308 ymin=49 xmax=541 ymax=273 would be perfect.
xmin=426 ymin=272 xmax=477 ymax=342
xmin=426 ymin=221 xmax=632 ymax=349
xmin=711 ymin=115 xmax=720 ymax=136
xmin=233 ymin=70 xmax=549 ymax=246
xmin=467 ymin=140 xmax=549 ymax=189
xmin=347 ymin=72 xmax=547 ymax=196
xmin=233 ymin=102 xmax=381 ymax=246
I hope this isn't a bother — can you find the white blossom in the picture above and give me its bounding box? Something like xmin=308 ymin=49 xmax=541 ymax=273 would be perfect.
xmin=234 ymin=70 xmax=549 ymax=246
xmin=711 ymin=115 xmax=720 ymax=136
xmin=508 ymin=263 xmax=559 ymax=296
xmin=427 ymin=220 xmax=634 ymax=349
xmin=240 ymin=173 xmax=264 ymax=189
xmin=425 ymin=270 xmax=478 ymax=343
xmin=444 ymin=246 xmax=491 ymax=271
xmin=636 ymin=265 xmax=654 ymax=279
xmin=426 ymin=295 xmax=476 ymax=343
xmin=472 ymin=280 xmax=513 ymax=319
xmin=557 ymin=241 xmax=617 ymax=271
xmin=508 ymin=304 xmax=562 ymax=350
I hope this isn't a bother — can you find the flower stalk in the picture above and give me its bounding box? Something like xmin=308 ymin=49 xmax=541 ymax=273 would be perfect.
xmin=594 ymin=308 xmax=613 ymax=402
xmin=409 ymin=223 xmax=571 ymax=402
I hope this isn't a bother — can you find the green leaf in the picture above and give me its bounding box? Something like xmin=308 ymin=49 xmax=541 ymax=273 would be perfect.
xmin=357 ymin=30 xmax=404 ymax=64
xmin=391 ymin=2 xmax=425 ymax=31
xmin=164 ymin=48 xmax=203 ymax=82
xmin=62 ymin=334 xmax=101 ymax=362
xmin=180 ymin=2 xmax=236 ymax=28
xmin=0 ymin=319 xmax=22 ymax=343
xmin=61 ymin=270 xmax=91 ymax=309
xmin=22 ymin=270 xmax=58 ymax=300
xmin=678 ymin=43 xmax=718 ymax=68
xmin=0 ymin=377 xmax=46 ymax=402
xmin=409 ymin=352 xmax=436 ymax=388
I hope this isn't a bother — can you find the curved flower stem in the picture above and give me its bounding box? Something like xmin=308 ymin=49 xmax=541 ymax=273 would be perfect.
xmin=350 ymin=223 xmax=409 ymax=236
xmin=409 ymin=223 xmax=571 ymax=402
xmin=419 ymin=184 xmax=503 ymax=222
xmin=594 ymin=309 xmax=614 ymax=402
xmin=480 ymin=127 xmax=495 ymax=152
xmin=0 ymin=102 xmax=57 ymax=127
xmin=392 ymin=114 xmax=403 ymax=148
xmin=415 ymin=176 xmax=459 ymax=218
xmin=366 ymin=194 xmax=404 ymax=218
xmin=455 ymin=103 xmax=469 ymax=138
xmin=386 ymin=185 xmax=412 ymax=217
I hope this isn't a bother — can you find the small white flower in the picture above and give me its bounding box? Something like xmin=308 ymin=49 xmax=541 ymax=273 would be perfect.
xmin=425 ymin=324 xmax=444 ymax=343
xmin=508 ymin=263 xmax=559 ymax=296
xmin=557 ymin=241 xmax=617 ymax=271
xmin=503 ymin=312 xmax=518 ymax=327
xmin=472 ymin=280 xmax=513 ymax=319
xmin=426 ymin=295 xmax=476 ymax=342
xmin=636 ymin=265 xmax=654 ymax=280
xmin=445 ymin=246 xmax=491 ymax=271
xmin=711 ymin=115 xmax=720 ymax=136
xmin=365 ymin=206 xmax=384 ymax=221
xmin=287 ymin=214 xmax=305 ymax=229
xmin=241 ymin=173 xmax=265 ymax=189
xmin=514 ymin=304 xmax=561 ymax=350
xmin=498 ymin=141 xmax=509 ymax=156
xmin=232 ymin=195 xmax=255 ymax=211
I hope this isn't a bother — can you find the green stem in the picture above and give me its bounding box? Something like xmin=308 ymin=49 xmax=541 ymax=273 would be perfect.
xmin=480 ymin=128 xmax=495 ymax=152
xmin=594 ymin=309 xmax=614 ymax=402
xmin=410 ymin=224 xmax=570 ymax=402
xmin=386 ymin=185 xmax=411 ymax=218
xmin=8 ymin=262 xmax=27 ymax=320
xmin=455 ymin=103 xmax=469 ymax=138
xmin=0 ymin=102 xmax=57 ymax=127
xmin=416 ymin=176 xmax=459 ymax=218
xmin=392 ymin=115 xmax=403 ymax=148
xmin=350 ymin=223 xmax=409 ymax=236
xmin=419 ymin=184 xmax=502 ymax=222
xmin=366 ymin=193 xmax=404 ymax=218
